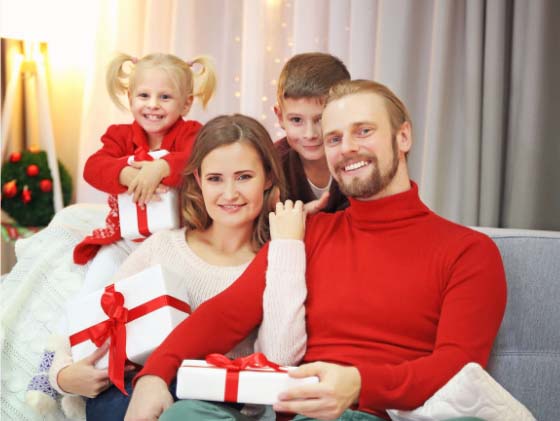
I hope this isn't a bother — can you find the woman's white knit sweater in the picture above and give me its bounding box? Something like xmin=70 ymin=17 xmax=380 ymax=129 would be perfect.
xmin=49 ymin=228 xmax=306 ymax=397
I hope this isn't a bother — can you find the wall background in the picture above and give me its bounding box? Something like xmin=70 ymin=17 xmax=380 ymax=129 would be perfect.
xmin=2 ymin=0 xmax=559 ymax=230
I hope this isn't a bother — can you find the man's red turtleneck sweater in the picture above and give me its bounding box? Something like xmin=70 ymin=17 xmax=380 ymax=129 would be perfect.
xmin=137 ymin=182 xmax=507 ymax=419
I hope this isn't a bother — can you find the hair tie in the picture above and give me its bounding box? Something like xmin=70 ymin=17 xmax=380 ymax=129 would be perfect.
xmin=187 ymin=60 xmax=195 ymax=67
xmin=131 ymin=57 xmax=138 ymax=64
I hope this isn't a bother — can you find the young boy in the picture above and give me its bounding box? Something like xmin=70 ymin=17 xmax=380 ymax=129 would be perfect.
xmin=274 ymin=52 xmax=350 ymax=212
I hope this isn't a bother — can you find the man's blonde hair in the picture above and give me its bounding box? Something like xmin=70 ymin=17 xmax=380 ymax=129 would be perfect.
xmin=276 ymin=52 xmax=350 ymax=105
xmin=326 ymin=79 xmax=412 ymax=134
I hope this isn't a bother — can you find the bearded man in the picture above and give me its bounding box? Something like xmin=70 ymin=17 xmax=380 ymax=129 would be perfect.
xmin=126 ymin=80 xmax=507 ymax=421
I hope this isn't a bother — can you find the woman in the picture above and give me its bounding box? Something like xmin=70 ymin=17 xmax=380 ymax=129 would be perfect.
xmin=49 ymin=114 xmax=307 ymax=420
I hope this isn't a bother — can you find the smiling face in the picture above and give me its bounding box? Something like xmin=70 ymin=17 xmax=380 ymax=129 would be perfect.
xmin=274 ymin=97 xmax=325 ymax=163
xmin=198 ymin=141 xmax=270 ymax=233
xmin=129 ymin=67 xmax=192 ymax=147
xmin=322 ymin=92 xmax=411 ymax=200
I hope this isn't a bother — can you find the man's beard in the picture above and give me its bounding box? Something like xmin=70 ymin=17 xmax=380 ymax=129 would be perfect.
xmin=335 ymin=135 xmax=399 ymax=199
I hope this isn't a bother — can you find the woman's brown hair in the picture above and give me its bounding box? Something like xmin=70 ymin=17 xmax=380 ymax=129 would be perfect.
xmin=181 ymin=114 xmax=286 ymax=250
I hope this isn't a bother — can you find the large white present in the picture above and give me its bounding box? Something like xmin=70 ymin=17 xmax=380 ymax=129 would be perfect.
xmin=176 ymin=353 xmax=319 ymax=405
xmin=67 ymin=265 xmax=190 ymax=392
xmin=118 ymin=148 xmax=180 ymax=239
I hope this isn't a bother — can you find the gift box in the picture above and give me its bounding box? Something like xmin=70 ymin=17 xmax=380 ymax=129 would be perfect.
xmin=67 ymin=264 xmax=190 ymax=393
xmin=118 ymin=148 xmax=180 ymax=240
xmin=176 ymin=353 xmax=319 ymax=405
xmin=118 ymin=189 xmax=180 ymax=239
xmin=126 ymin=149 xmax=169 ymax=165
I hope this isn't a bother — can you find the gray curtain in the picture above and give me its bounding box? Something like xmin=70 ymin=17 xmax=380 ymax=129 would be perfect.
xmin=502 ymin=0 xmax=560 ymax=230
xmin=395 ymin=0 xmax=560 ymax=231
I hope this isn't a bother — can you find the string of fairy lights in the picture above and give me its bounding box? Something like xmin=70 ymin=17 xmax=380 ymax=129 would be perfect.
xmin=231 ymin=0 xmax=297 ymax=140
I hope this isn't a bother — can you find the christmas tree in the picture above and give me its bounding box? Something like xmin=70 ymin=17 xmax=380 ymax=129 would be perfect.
xmin=1 ymin=149 xmax=72 ymax=226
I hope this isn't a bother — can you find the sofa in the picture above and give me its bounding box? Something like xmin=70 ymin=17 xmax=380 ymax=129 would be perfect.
xmin=1 ymin=205 xmax=558 ymax=420
xmin=474 ymin=227 xmax=560 ymax=421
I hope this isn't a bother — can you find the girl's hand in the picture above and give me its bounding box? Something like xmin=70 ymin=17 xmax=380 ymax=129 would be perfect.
xmin=57 ymin=343 xmax=111 ymax=398
xmin=124 ymin=375 xmax=173 ymax=421
xmin=269 ymin=200 xmax=306 ymax=240
xmin=119 ymin=166 xmax=140 ymax=187
xmin=127 ymin=160 xmax=170 ymax=206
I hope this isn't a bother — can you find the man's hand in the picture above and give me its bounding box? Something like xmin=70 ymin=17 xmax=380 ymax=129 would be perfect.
xmin=57 ymin=343 xmax=112 ymax=398
xmin=269 ymin=200 xmax=306 ymax=240
xmin=124 ymin=375 xmax=173 ymax=421
xmin=273 ymin=362 xmax=362 ymax=420
xmin=127 ymin=160 xmax=170 ymax=206
xmin=303 ymin=191 xmax=330 ymax=215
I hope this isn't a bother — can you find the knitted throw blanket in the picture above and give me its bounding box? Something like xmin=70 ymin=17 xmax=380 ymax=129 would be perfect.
xmin=1 ymin=204 xmax=107 ymax=421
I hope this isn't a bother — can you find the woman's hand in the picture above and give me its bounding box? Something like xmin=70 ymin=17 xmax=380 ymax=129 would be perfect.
xmin=269 ymin=199 xmax=306 ymax=240
xmin=57 ymin=343 xmax=112 ymax=398
xmin=124 ymin=375 xmax=173 ymax=421
xmin=127 ymin=160 xmax=170 ymax=206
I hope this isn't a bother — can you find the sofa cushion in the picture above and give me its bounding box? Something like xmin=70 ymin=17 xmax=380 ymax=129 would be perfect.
xmin=387 ymin=362 xmax=535 ymax=420
xmin=474 ymin=228 xmax=560 ymax=421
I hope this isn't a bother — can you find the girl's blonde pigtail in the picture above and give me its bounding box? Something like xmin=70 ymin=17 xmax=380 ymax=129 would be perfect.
xmin=189 ymin=56 xmax=217 ymax=109
xmin=106 ymin=53 xmax=135 ymax=111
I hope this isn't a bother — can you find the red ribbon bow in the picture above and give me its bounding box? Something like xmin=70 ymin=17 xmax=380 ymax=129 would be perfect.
xmin=69 ymin=288 xmax=191 ymax=396
xmin=88 ymin=285 xmax=129 ymax=395
xmin=133 ymin=147 xmax=154 ymax=162
xmin=205 ymin=353 xmax=286 ymax=402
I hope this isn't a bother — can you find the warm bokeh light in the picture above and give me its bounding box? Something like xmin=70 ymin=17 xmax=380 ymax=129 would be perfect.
xmin=1 ymin=0 xmax=96 ymax=42
xmin=1 ymin=0 xmax=98 ymax=71
xmin=1 ymin=0 xmax=100 ymax=186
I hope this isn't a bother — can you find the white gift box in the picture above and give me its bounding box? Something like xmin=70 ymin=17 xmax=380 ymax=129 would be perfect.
xmin=176 ymin=358 xmax=319 ymax=405
xmin=67 ymin=264 xmax=190 ymax=369
xmin=118 ymin=189 xmax=180 ymax=239
xmin=119 ymin=148 xmax=180 ymax=239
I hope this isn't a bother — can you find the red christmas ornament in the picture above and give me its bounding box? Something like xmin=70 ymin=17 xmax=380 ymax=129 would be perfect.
xmin=39 ymin=179 xmax=53 ymax=192
xmin=22 ymin=185 xmax=32 ymax=204
xmin=9 ymin=152 xmax=22 ymax=163
xmin=27 ymin=164 xmax=40 ymax=177
xmin=2 ymin=180 xmax=18 ymax=198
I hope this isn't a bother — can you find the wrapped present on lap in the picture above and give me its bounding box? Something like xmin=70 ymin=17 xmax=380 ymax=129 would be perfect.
xmin=118 ymin=148 xmax=180 ymax=240
xmin=66 ymin=264 xmax=190 ymax=394
xmin=176 ymin=353 xmax=319 ymax=405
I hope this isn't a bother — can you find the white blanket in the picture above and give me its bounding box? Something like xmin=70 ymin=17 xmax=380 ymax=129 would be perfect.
xmin=1 ymin=204 xmax=107 ymax=421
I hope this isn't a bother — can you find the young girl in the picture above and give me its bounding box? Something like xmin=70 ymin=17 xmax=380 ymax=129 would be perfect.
xmin=25 ymin=52 xmax=216 ymax=418
xmin=73 ymin=51 xmax=217 ymax=292
xmin=49 ymin=115 xmax=307 ymax=420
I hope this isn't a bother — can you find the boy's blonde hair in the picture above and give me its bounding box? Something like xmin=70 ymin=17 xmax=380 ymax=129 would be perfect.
xmin=181 ymin=114 xmax=286 ymax=251
xmin=276 ymin=52 xmax=350 ymax=105
xmin=106 ymin=53 xmax=217 ymax=111
xmin=326 ymin=79 xmax=412 ymax=135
